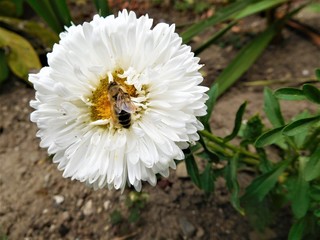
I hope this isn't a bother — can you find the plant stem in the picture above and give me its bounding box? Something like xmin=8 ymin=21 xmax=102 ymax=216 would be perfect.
xmin=200 ymin=130 xmax=260 ymax=162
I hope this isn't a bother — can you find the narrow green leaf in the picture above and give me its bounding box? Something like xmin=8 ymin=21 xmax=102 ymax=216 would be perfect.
xmin=12 ymin=0 xmax=24 ymax=16
xmin=94 ymin=0 xmax=111 ymax=17
xmin=0 ymin=27 xmax=41 ymax=81
xmin=194 ymin=21 xmax=236 ymax=55
xmin=316 ymin=69 xmax=320 ymax=80
xmin=274 ymin=87 xmax=307 ymax=101
xmin=292 ymin=158 xmax=310 ymax=218
xmin=292 ymin=111 xmax=312 ymax=149
xmin=242 ymin=161 xmax=288 ymax=202
xmin=255 ymin=126 xmax=285 ymax=148
xmin=49 ymin=0 xmax=72 ymax=27
xmin=302 ymin=84 xmax=320 ymax=104
xmin=185 ymin=152 xmax=201 ymax=188
xmin=225 ymin=154 xmax=244 ymax=215
xmin=303 ymin=148 xmax=320 ymax=181
xmin=224 ymin=101 xmax=247 ymax=142
xmin=26 ymin=0 xmax=63 ymax=33
xmin=264 ymin=87 xmax=285 ymax=128
xmin=181 ymin=0 xmax=254 ymax=43
xmin=213 ymin=5 xmax=305 ymax=97
xmin=214 ymin=23 xmax=278 ymax=96
xmin=199 ymin=164 xmax=215 ymax=194
xmin=310 ymin=184 xmax=320 ymax=201
xmin=283 ymin=115 xmax=320 ymax=136
xmin=200 ymin=83 xmax=218 ymax=132
xmin=234 ymin=0 xmax=287 ymax=20
xmin=0 ymin=48 xmax=9 ymax=83
xmin=288 ymin=217 xmax=308 ymax=240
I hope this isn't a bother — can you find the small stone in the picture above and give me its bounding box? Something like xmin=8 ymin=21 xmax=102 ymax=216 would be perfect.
xmin=82 ymin=200 xmax=93 ymax=216
xmin=196 ymin=227 xmax=205 ymax=238
xmin=42 ymin=208 xmax=49 ymax=214
xmin=103 ymin=200 xmax=110 ymax=210
xmin=53 ymin=195 xmax=64 ymax=205
xmin=179 ymin=217 xmax=196 ymax=238
xmin=44 ymin=174 xmax=51 ymax=187
xmin=76 ymin=199 xmax=83 ymax=207
xmin=176 ymin=162 xmax=188 ymax=178
xmin=61 ymin=211 xmax=70 ymax=221
xmin=302 ymin=69 xmax=310 ymax=76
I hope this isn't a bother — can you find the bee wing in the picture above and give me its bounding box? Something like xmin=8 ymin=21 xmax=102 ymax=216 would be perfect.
xmin=116 ymin=92 xmax=136 ymax=113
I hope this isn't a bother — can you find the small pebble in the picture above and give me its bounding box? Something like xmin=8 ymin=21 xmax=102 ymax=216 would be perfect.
xmin=103 ymin=200 xmax=111 ymax=210
xmin=179 ymin=217 xmax=196 ymax=238
xmin=53 ymin=195 xmax=64 ymax=205
xmin=82 ymin=200 xmax=93 ymax=216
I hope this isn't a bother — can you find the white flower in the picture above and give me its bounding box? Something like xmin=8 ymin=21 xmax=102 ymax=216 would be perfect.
xmin=30 ymin=10 xmax=208 ymax=191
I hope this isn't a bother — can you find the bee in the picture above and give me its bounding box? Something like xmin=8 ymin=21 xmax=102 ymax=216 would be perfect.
xmin=107 ymin=82 xmax=136 ymax=129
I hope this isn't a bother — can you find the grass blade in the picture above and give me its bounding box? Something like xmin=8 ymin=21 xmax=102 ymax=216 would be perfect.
xmin=49 ymin=0 xmax=72 ymax=27
xmin=94 ymin=0 xmax=111 ymax=17
xmin=214 ymin=23 xmax=278 ymax=96
xmin=194 ymin=21 xmax=236 ymax=55
xmin=181 ymin=0 xmax=255 ymax=43
xmin=26 ymin=0 xmax=63 ymax=33
xmin=234 ymin=0 xmax=287 ymax=20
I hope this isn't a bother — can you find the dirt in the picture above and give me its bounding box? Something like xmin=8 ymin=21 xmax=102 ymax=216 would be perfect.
xmin=1 ymin=3 xmax=320 ymax=240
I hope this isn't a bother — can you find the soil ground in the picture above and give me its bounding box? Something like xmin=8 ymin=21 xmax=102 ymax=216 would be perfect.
xmin=0 ymin=3 xmax=320 ymax=240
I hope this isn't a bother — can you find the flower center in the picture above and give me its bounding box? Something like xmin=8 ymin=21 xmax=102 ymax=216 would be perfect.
xmin=89 ymin=69 xmax=137 ymax=126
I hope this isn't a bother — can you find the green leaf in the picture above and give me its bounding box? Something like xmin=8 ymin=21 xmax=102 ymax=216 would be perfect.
xmin=283 ymin=115 xmax=320 ymax=136
xmin=194 ymin=21 xmax=236 ymax=55
xmin=0 ymin=48 xmax=9 ymax=83
xmin=225 ymin=154 xmax=244 ymax=215
xmin=307 ymin=3 xmax=320 ymax=13
xmin=185 ymin=151 xmax=201 ymax=188
xmin=310 ymin=184 xmax=320 ymax=201
xmin=0 ymin=27 xmax=41 ymax=81
xmin=26 ymin=0 xmax=63 ymax=33
xmin=242 ymin=115 xmax=264 ymax=144
xmin=302 ymin=84 xmax=320 ymax=104
xmin=181 ymin=0 xmax=255 ymax=43
xmin=291 ymin=158 xmax=310 ymax=218
xmin=242 ymin=160 xmax=288 ymax=202
xmin=274 ymin=87 xmax=307 ymax=101
xmin=234 ymin=0 xmax=287 ymax=19
xmin=288 ymin=217 xmax=308 ymax=240
xmin=214 ymin=22 xmax=279 ymax=96
xmin=224 ymin=101 xmax=247 ymax=142
xmin=0 ymin=16 xmax=59 ymax=51
xmin=48 ymin=0 xmax=72 ymax=27
xmin=200 ymin=83 xmax=219 ymax=132
xmin=292 ymin=111 xmax=312 ymax=149
xmin=264 ymin=87 xmax=285 ymax=128
xmin=199 ymin=164 xmax=215 ymax=194
xmin=316 ymin=69 xmax=320 ymax=80
xmin=303 ymin=148 xmax=320 ymax=181
xmin=94 ymin=0 xmax=111 ymax=17
xmin=255 ymin=126 xmax=285 ymax=147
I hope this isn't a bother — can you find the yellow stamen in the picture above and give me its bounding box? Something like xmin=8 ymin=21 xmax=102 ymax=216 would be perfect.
xmin=89 ymin=69 xmax=137 ymax=125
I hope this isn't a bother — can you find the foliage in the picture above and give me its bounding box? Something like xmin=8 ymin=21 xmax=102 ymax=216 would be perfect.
xmin=3 ymin=0 xmax=320 ymax=238
xmin=0 ymin=0 xmax=110 ymax=85
xmin=193 ymin=69 xmax=320 ymax=239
